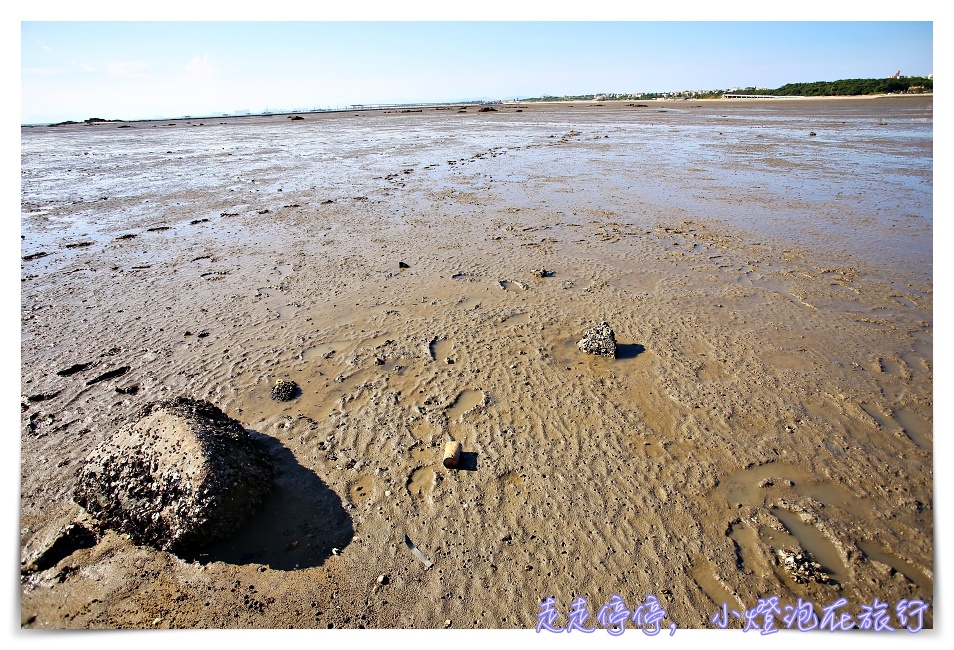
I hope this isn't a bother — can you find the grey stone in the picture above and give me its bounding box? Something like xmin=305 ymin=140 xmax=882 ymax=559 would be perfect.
xmin=73 ymin=397 xmax=273 ymax=552
xmin=776 ymin=548 xmax=830 ymax=584
xmin=578 ymin=321 xmax=617 ymax=358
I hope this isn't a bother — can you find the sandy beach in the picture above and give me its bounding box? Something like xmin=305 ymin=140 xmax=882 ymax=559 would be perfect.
xmin=19 ymin=96 xmax=933 ymax=630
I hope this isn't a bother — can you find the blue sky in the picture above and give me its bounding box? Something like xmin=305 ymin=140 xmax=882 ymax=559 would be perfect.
xmin=20 ymin=12 xmax=934 ymax=124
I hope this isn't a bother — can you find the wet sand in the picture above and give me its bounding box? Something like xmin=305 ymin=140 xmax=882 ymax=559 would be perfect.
xmin=19 ymin=96 xmax=933 ymax=629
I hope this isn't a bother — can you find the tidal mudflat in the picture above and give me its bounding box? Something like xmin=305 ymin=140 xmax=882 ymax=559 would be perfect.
xmin=20 ymin=96 xmax=932 ymax=629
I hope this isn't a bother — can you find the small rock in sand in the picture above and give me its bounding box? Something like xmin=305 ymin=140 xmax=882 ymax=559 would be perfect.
xmin=271 ymin=379 xmax=298 ymax=401
xmin=530 ymin=269 xmax=548 ymax=278
xmin=578 ymin=321 xmax=617 ymax=358
xmin=777 ymin=548 xmax=830 ymax=584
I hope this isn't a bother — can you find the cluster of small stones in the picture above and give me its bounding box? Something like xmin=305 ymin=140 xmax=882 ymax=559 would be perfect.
xmin=777 ymin=548 xmax=830 ymax=584
xmin=578 ymin=321 xmax=618 ymax=358
xmin=270 ymin=379 xmax=298 ymax=401
xmin=73 ymin=397 xmax=274 ymax=552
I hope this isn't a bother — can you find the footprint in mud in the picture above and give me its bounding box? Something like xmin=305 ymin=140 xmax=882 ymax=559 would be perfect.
xmin=85 ymin=366 xmax=130 ymax=386
xmin=877 ymin=356 xmax=910 ymax=379
xmin=858 ymin=540 xmax=933 ymax=592
xmin=502 ymin=313 xmax=530 ymax=326
xmin=891 ymin=407 xmax=932 ymax=450
xmin=446 ymin=390 xmax=484 ymax=420
xmin=690 ymin=558 xmax=744 ymax=612
xmin=768 ymin=507 xmax=847 ymax=585
xmin=302 ymin=341 xmax=346 ymax=361
xmin=349 ymin=475 xmax=374 ymax=504
xmin=451 ymin=273 xmax=481 ymax=282
xmin=715 ymin=462 xmax=870 ymax=518
xmin=899 ymin=351 xmax=930 ymax=376
xmin=728 ymin=521 xmax=770 ymax=576
xmin=429 ymin=338 xmax=452 ymax=362
xmin=860 ymin=402 xmax=894 ymax=430
xmin=410 ymin=421 xmax=431 ymax=440
xmin=407 ymin=467 xmax=435 ymax=498
xmin=499 ymin=280 xmax=525 ymax=292
xmin=26 ymin=390 xmax=62 ymax=404
xmin=860 ymin=403 xmax=931 ymax=449
xmin=890 ymin=296 xmax=915 ymax=308
xmin=57 ymin=362 xmax=94 ymax=377
xmin=912 ymin=339 xmax=933 ymax=365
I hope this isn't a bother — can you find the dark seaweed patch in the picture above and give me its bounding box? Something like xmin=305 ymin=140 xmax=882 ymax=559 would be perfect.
xmin=86 ymin=366 xmax=130 ymax=385
xmin=27 ymin=390 xmax=62 ymax=403
xmin=57 ymin=362 xmax=93 ymax=377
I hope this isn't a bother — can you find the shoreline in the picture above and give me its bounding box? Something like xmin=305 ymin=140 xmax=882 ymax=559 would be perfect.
xmin=21 ymin=93 xmax=932 ymax=128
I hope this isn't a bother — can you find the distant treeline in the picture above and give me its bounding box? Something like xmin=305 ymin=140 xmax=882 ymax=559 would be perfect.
xmin=520 ymin=77 xmax=933 ymax=102
xmin=47 ymin=117 xmax=122 ymax=127
xmin=734 ymin=77 xmax=933 ymax=97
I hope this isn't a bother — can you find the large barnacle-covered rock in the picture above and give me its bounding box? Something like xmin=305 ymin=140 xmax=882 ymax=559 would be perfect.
xmin=73 ymin=397 xmax=273 ymax=552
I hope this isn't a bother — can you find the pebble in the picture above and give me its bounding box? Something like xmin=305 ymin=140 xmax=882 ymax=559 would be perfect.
xmin=270 ymin=379 xmax=298 ymax=401
xmin=377 ymin=574 xmax=388 ymax=585
xmin=331 ymin=548 xmax=341 ymax=555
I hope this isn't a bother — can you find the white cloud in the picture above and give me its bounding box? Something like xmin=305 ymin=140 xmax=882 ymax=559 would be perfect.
xmin=24 ymin=67 xmax=66 ymax=76
xmin=105 ymin=61 xmax=151 ymax=79
xmin=185 ymin=55 xmax=216 ymax=78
